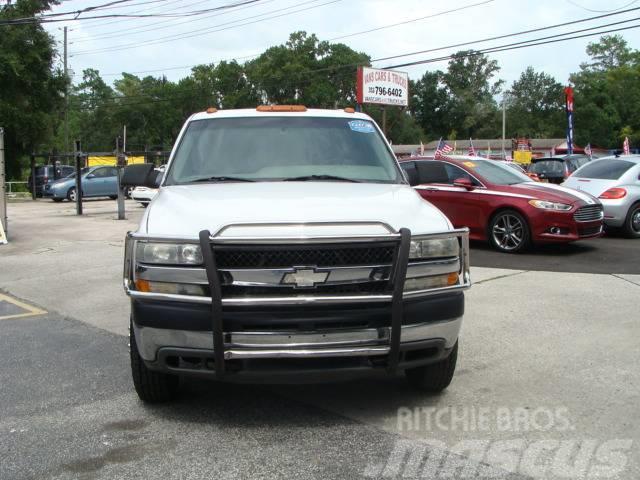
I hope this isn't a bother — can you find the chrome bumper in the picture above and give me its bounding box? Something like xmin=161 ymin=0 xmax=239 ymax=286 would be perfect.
xmin=133 ymin=317 xmax=463 ymax=362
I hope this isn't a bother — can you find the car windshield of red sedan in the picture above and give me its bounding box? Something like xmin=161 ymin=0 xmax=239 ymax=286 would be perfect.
xmin=464 ymin=160 xmax=531 ymax=185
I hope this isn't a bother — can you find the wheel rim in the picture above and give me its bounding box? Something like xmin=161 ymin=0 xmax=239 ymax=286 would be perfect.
xmin=632 ymin=208 xmax=640 ymax=233
xmin=69 ymin=189 xmax=76 ymax=201
xmin=492 ymin=214 xmax=524 ymax=251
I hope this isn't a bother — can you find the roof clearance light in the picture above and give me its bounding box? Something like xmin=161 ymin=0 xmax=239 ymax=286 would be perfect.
xmin=206 ymin=107 xmax=218 ymax=114
xmin=599 ymin=188 xmax=627 ymax=199
xmin=256 ymin=105 xmax=307 ymax=112
xmin=344 ymin=107 xmax=355 ymax=113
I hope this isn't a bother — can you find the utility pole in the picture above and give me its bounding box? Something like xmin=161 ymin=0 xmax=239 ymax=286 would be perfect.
xmin=501 ymin=96 xmax=506 ymax=159
xmin=116 ymin=134 xmax=126 ymax=220
xmin=0 ymin=127 xmax=6 ymax=236
xmin=64 ymin=26 xmax=69 ymax=154
xmin=74 ymin=139 xmax=83 ymax=215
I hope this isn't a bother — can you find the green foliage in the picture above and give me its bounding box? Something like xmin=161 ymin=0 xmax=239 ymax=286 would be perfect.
xmin=506 ymin=66 xmax=565 ymax=138
xmin=571 ymin=35 xmax=640 ymax=147
xmin=0 ymin=0 xmax=65 ymax=178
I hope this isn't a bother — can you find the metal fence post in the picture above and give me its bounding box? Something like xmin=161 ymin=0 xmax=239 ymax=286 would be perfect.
xmin=0 ymin=128 xmax=6 ymax=235
xmin=74 ymin=140 xmax=83 ymax=215
xmin=30 ymin=153 xmax=36 ymax=200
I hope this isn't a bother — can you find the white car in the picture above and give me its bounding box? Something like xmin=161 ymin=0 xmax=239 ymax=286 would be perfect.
xmin=131 ymin=166 xmax=164 ymax=206
xmin=121 ymin=106 xmax=471 ymax=403
xmin=131 ymin=186 xmax=157 ymax=206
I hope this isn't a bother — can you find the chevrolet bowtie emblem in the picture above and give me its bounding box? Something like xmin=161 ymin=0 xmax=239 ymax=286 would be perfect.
xmin=282 ymin=268 xmax=329 ymax=288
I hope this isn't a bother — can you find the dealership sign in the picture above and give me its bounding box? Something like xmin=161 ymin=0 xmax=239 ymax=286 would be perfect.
xmin=356 ymin=67 xmax=409 ymax=107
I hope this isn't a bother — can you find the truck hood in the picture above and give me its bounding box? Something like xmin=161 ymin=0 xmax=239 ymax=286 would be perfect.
xmin=142 ymin=182 xmax=453 ymax=238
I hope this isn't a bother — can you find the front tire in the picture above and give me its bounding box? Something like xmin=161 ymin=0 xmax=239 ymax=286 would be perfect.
xmin=67 ymin=187 xmax=77 ymax=202
xmin=623 ymin=203 xmax=640 ymax=238
xmin=130 ymin=321 xmax=179 ymax=403
xmin=489 ymin=210 xmax=530 ymax=253
xmin=405 ymin=342 xmax=458 ymax=392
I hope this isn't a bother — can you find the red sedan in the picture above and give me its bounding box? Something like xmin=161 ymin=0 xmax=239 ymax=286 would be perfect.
xmin=400 ymin=156 xmax=604 ymax=253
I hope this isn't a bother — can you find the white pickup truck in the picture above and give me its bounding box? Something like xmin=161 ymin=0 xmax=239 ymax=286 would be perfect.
xmin=121 ymin=106 xmax=470 ymax=402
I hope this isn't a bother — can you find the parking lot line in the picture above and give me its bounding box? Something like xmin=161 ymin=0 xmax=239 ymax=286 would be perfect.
xmin=0 ymin=293 xmax=47 ymax=320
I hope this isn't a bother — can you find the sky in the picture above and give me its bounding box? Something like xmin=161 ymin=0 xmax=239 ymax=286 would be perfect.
xmin=43 ymin=0 xmax=640 ymax=93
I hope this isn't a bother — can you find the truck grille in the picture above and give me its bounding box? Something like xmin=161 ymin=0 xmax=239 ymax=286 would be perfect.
xmin=214 ymin=244 xmax=395 ymax=269
xmin=573 ymin=205 xmax=603 ymax=222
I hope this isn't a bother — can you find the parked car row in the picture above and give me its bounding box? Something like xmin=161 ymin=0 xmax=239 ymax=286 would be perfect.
xmin=400 ymin=154 xmax=640 ymax=252
xmin=41 ymin=165 xmax=164 ymax=203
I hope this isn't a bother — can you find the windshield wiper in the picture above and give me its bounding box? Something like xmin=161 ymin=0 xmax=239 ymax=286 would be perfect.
xmin=190 ymin=176 xmax=255 ymax=183
xmin=282 ymin=174 xmax=361 ymax=183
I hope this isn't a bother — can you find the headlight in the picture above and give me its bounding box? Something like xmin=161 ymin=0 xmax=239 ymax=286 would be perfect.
xmin=528 ymin=200 xmax=572 ymax=211
xmin=136 ymin=242 xmax=203 ymax=265
xmin=409 ymin=237 xmax=459 ymax=259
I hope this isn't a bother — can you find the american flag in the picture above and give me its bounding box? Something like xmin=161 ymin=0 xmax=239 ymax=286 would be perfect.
xmin=623 ymin=136 xmax=630 ymax=155
xmin=584 ymin=143 xmax=592 ymax=157
xmin=435 ymin=138 xmax=454 ymax=159
xmin=468 ymin=138 xmax=476 ymax=156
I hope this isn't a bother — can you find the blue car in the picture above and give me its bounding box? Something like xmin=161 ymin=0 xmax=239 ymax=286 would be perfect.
xmin=44 ymin=166 xmax=120 ymax=202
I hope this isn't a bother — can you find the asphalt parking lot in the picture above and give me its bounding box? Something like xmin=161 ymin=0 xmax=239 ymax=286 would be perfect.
xmin=1 ymin=199 xmax=639 ymax=479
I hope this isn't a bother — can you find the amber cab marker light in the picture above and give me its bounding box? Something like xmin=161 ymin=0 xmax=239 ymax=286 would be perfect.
xmin=256 ymin=105 xmax=307 ymax=112
xmin=344 ymin=107 xmax=355 ymax=113
xmin=206 ymin=107 xmax=217 ymax=114
xmin=447 ymin=272 xmax=459 ymax=286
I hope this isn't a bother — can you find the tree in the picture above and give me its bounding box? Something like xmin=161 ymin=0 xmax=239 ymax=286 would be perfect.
xmin=0 ymin=0 xmax=66 ymax=178
xmin=440 ymin=51 xmax=503 ymax=139
xmin=245 ymin=31 xmax=369 ymax=108
xmin=410 ymin=71 xmax=450 ymax=140
xmin=505 ymin=67 xmax=565 ymax=138
xmin=571 ymin=35 xmax=640 ymax=147
xmin=580 ymin=34 xmax=640 ymax=72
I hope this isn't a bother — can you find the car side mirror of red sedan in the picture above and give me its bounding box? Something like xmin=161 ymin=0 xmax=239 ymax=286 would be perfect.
xmin=453 ymin=177 xmax=475 ymax=190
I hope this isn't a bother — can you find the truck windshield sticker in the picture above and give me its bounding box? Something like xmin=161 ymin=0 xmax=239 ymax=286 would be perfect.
xmin=348 ymin=120 xmax=375 ymax=134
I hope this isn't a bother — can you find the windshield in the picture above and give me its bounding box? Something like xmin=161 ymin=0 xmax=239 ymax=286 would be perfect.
xmin=165 ymin=117 xmax=401 ymax=184
xmin=462 ymin=159 xmax=531 ymax=185
xmin=529 ymin=160 xmax=565 ymax=174
xmin=573 ymin=159 xmax=636 ymax=180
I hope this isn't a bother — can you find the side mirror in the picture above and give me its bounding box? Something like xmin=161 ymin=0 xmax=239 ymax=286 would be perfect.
xmin=453 ymin=177 xmax=475 ymax=190
xmin=147 ymin=169 xmax=163 ymax=188
xmin=86 ymin=173 xmax=95 ymax=179
xmin=121 ymin=164 xmax=155 ymax=188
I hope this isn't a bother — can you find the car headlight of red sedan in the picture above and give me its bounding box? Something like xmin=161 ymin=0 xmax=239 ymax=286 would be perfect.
xmin=528 ymin=200 xmax=572 ymax=211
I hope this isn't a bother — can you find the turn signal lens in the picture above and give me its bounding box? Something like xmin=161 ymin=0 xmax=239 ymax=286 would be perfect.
xmin=599 ymin=188 xmax=627 ymax=199
xmin=135 ymin=279 xmax=206 ymax=296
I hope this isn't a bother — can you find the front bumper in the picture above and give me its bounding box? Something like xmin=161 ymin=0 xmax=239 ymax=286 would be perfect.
xmin=125 ymin=225 xmax=470 ymax=378
xmin=131 ymin=300 xmax=462 ymax=380
xmin=530 ymin=205 xmax=603 ymax=243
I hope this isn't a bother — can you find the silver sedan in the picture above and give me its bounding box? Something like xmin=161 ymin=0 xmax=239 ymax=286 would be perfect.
xmin=563 ymin=155 xmax=640 ymax=237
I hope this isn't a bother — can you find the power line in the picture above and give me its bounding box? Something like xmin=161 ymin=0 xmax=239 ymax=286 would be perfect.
xmin=383 ymin=22 xmax=640 ymax=69
xmin=70 ymin=0 xmax=341 ymax=55
xmin=71 ymin=5 xmax=640 ymax=77
xmin=0 ymin=0 xmax=264 ymax=25
xmin=70 ymin=0 xmax=282 ymax=43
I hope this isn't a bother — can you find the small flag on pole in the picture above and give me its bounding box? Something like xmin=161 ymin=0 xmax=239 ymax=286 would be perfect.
xmin=623 ymin=136 xmax=630 ymax=155
xmin=468 ymin=138 xmax=476 ymax=156
xmin=584 ymin=143 xmax=592 ymax=158
xmin=434 ymin=138 xmax=453 ymax=159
